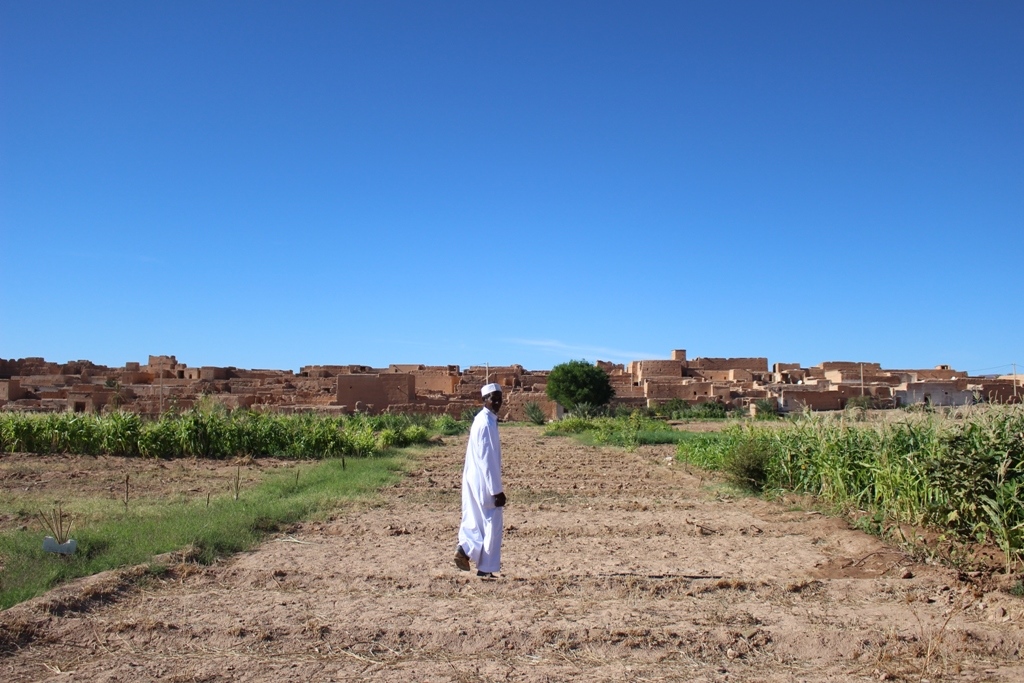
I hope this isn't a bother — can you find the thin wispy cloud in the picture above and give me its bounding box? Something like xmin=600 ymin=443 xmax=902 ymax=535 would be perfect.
xmin=504 ymin=338 xmax=658 ymax=363
xmin=71 ymin=251 xmax=160 ymax=264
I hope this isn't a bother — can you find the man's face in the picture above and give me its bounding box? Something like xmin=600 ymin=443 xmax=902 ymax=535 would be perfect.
xmin=484 ymin=391 xmax=503 ymax=412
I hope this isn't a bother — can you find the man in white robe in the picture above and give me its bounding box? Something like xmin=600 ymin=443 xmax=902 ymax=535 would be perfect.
xmin=455 ymin=383 xmax=506 ymax=577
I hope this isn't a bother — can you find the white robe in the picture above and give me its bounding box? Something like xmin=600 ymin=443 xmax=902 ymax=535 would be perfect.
xmin=458 ymin=407 xmax=503 ymax=573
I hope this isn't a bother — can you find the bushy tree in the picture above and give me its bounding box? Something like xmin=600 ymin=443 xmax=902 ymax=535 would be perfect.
xmin=546 ymin=360 xmax=614 ymax=410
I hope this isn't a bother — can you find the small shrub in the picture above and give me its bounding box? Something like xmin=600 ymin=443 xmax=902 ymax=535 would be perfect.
xmin=435 ymin=414 xmax=467 ymax=436
xmin=594 ymin=413 xmax=643 ymax=451
xmin=401 ymin=425 xmax=430 ymax=445
xmin=524 ymin=402 xmax=546 ymax=425
xmin=377 ymin=427 xmax=400 ymax=449
xmin=845 ymin=395 xmax=873 ymax=410
xmin=614 ymin=404 xmax=654 ymax=418
xmin=689 ymin=401 xmax=728 ymax=419
xmin=723 ymin=440 xmax=771 ymax=491
xmin=651 ymin=398 xmax=687 ymax=417
xmin=753 ymin=399 xmax=778 ymax=420
xmin=844 ymin=396 xmax=872 ymax=421
xmin=544 ymin=416 xmax=594 ymax=435
xmin=569 ymin=402 xmax=602 ymax=419
xmin=344 ymin=424 xmax=378 ymax=457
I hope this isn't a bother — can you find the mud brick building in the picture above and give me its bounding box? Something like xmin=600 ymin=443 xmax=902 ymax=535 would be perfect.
xmin=1 ymin=349 xmax=1019 ymax=418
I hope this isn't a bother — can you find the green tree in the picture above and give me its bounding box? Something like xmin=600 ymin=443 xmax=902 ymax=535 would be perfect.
xmin=546 ymin=360 xmax=614 ymax=410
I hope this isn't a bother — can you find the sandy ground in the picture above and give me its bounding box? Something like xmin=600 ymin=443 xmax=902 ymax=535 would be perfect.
xmin=2 ymin=424 xmax=1023 ymax=682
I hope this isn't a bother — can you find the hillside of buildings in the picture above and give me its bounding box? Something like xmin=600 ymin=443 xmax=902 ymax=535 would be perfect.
xmin=2 ymin=350 xmax=1020 ymax=420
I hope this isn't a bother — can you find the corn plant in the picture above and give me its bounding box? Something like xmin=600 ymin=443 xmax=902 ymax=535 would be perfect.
xmin=101 ymin=411 xmax=141 ymax=456
xmin=677 ymin=405 xmax=1024 ymax=571
xmin=139 ymin=417 xmax=180 ymax=458
xmin=2 ymin=408 xmax=474 ymax=461
xmin=0 ymin=413 xmax=43 ymax=453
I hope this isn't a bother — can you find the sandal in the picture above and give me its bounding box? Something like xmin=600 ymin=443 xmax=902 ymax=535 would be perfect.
xmin=454 ymin=545 xmax=470 ymax=572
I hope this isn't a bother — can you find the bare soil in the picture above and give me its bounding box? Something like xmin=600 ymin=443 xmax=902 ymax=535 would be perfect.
xmin=2 ymin=424 xmax=1023 ymax=682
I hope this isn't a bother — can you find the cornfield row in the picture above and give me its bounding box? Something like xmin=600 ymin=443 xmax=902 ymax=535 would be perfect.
xmin=0 ymin=409 xmax=467 ymax=459
xmin=677 ymin=405 xmax=1024 ymax=570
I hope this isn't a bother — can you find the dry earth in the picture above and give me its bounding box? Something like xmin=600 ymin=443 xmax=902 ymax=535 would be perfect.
xmin=2 ymin=424 xmax=1024 ymax=682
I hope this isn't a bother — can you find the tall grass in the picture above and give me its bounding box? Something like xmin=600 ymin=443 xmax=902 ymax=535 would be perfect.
xmin=0 ymin=409 xmax=465 ymax=459
xmin=0 ymin=456 xmax=401 ymax=609
xmin=677 ymin=406 xmax=1024 ymax=570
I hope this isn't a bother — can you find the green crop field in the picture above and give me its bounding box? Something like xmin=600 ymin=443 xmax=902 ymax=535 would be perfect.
xmin=676 ymin=405 xmax=1024 ymax=571
xmin=0 ymin=408 xmax=469 ymax=608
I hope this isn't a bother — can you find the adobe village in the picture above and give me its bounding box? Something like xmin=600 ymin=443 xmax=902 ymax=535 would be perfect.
xmin=1 ymin=349 xmax=1020 ymax=418
xmin=4 ymin=351 xmax=1024 ymax=681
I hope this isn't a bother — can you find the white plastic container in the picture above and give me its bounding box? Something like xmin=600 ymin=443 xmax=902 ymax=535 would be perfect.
xmin=43 ymin=536 xmax=77 ymax=555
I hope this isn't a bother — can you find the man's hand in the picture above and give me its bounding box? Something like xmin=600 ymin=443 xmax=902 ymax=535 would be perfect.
xmin=494 ymin=492 xmax=506 ymax=507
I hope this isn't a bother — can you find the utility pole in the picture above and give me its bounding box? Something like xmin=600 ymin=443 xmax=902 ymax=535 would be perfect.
xmin=1014 ymin=362 xmax=1019 ymax=401
xmin=860 ymin=363 xmax=865 ymax=396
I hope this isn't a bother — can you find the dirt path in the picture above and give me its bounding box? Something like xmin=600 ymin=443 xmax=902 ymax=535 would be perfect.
xmin=3 ymin=425 xmax=1024 ymax=682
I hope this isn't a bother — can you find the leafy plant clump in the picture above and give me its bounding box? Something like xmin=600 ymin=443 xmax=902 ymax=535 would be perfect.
xmin=524 ymin=402 xmax=547 ymax=425
xmin=435 ymin=414 xmax=468 ymax=436
xmin=753 ymin=399 xmax=779 ymax=420
xmin=544 ymin=416 xmax=595 ymax=435
xmin=546 ymin=360 xmax=614 ymax=412
xmin=723 ymin=440 xmax=771 ymax=491
xmin=845 ymin=395 xmax=873 ymax=410
xmin=568 ymin=402 xmax=602 ymax=419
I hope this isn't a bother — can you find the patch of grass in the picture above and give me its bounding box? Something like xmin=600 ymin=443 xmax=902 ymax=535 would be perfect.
xmin=544 ymin=412 xmax=687 ymax=451
xmin=0 ymin=456 xmax=402 ymax=609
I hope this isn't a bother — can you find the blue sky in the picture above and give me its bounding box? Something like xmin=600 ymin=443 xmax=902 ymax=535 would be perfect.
xmin=2 ymin=2 xmax=1021 ymax=375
